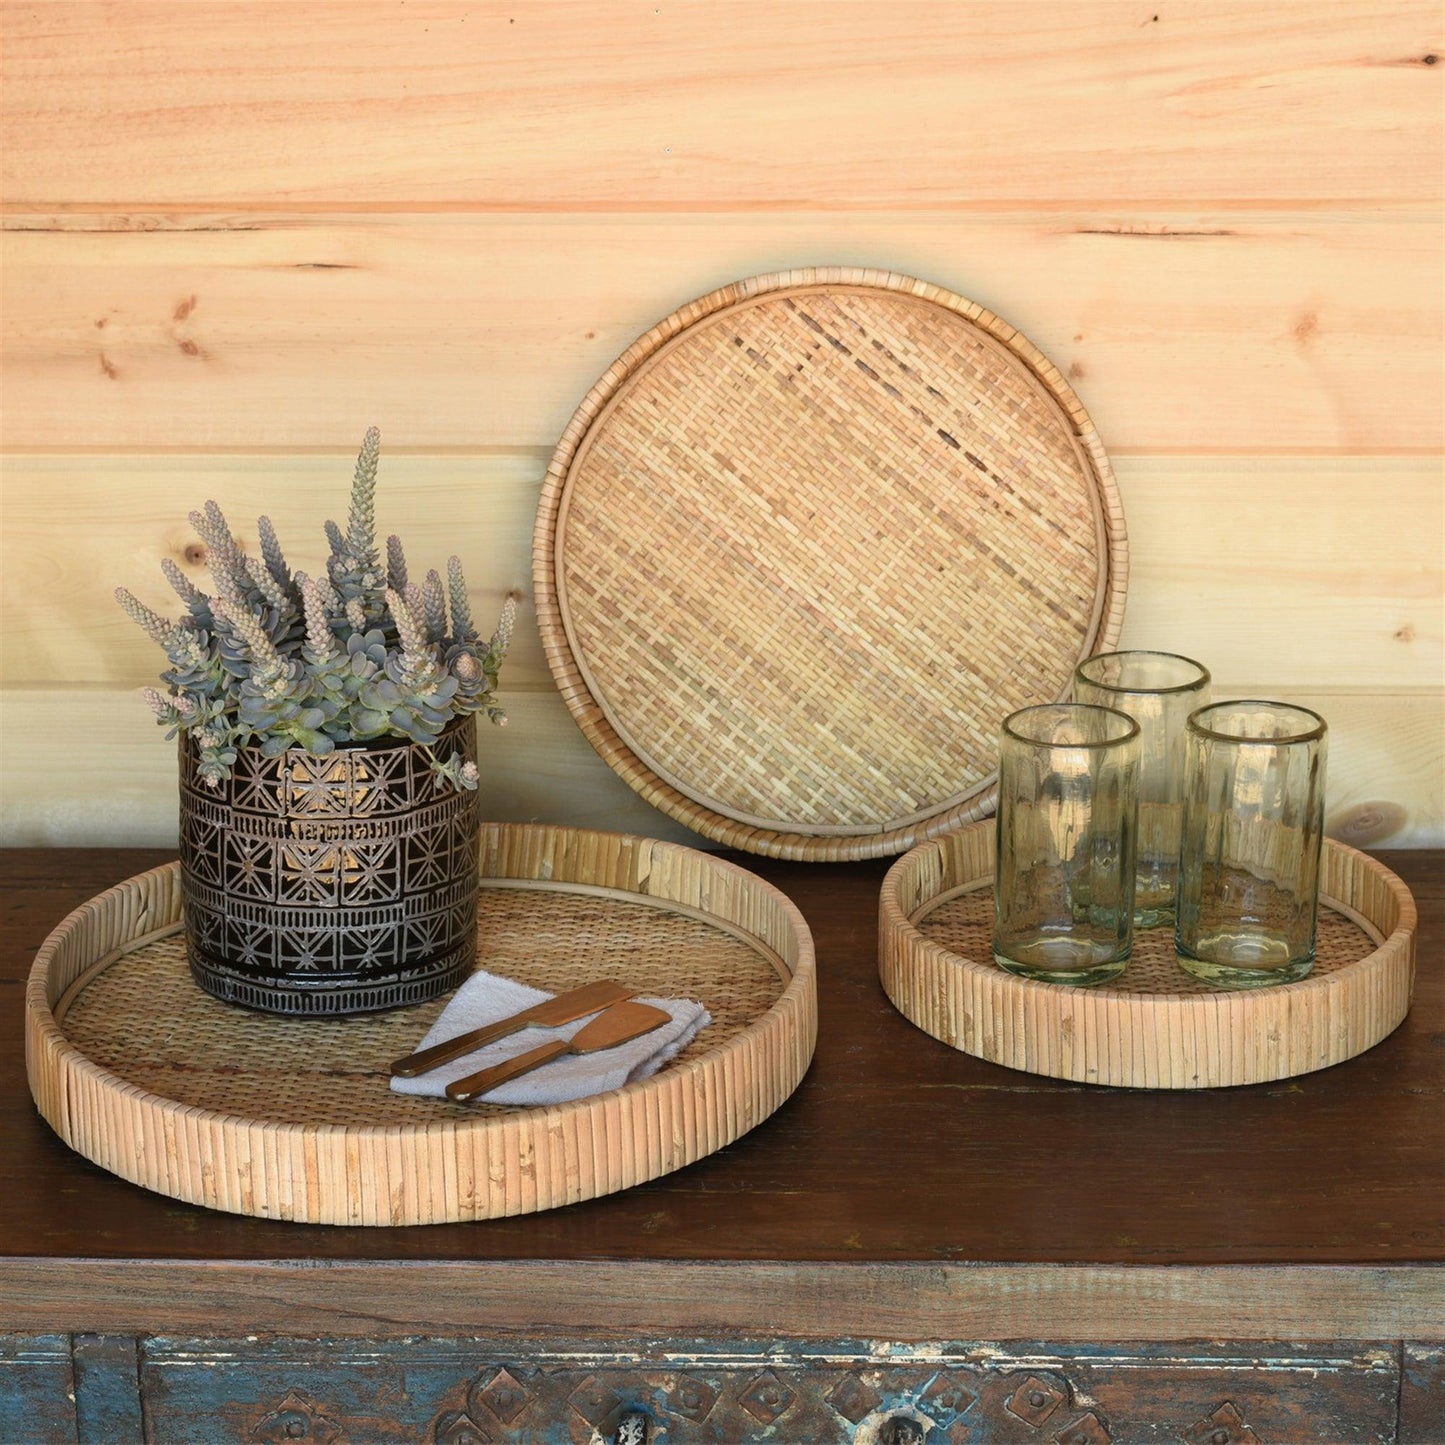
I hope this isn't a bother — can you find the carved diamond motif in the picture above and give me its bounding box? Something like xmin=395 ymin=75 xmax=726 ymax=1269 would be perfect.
xmin=920 ymin=1371 xmax=977 ymax=1422
xmin=249 ymin=1387 xmax=343 ymax=1443
xmin=825 ymin=1371 xmax=880 ymax=1422
xmin=567 ymin=1374 xmax=622 ymax=1426
xmin=1005 ymin=1374 xmax=1067 ymax=1427
xmin=665 ymin=1373 xmax=719 ymax=1422
xmin=738 ymin=1368 xmax=796 ymax=1424
xmin=1183 ymin=1400 xmax=1258 ymax=1445
xmin=433 ymin=1409 xmax=493 ymax=1445
xmin=1055 ymin=1411 xmax=1112 ymax=1445
xmin=473 ymin=1367 xmax=531 ymax=1424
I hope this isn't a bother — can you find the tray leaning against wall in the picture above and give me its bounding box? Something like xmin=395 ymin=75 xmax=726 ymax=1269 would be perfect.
xmin=535 ymin=267 xmax=1128 ymax=861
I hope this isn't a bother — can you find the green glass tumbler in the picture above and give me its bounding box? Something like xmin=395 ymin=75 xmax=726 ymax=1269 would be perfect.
xmin=1175 ymin=700 xmax=1328 ymax=989
xmin=993 ymin=703 xmax=1140 ymax=987
xmin=1072 ymin=650 xmax=1211 ymax=928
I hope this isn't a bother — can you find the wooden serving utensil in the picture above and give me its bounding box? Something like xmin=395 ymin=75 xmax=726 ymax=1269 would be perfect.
xmin=445 ymin=1000 xmax=672 ymax=1104
xmin=390 ymin=979 xmax=637 ymax=1077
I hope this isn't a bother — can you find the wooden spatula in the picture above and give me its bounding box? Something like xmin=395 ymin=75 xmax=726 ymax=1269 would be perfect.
xmin=445 ymin=1000 xmax=672 ymax=1104
xmin=391 ymin=979 xmax=637 ymax=1077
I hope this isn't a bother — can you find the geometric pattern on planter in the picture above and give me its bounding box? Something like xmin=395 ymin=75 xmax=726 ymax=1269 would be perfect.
xmin=180 ymin=717 xmax=480 ymax=1015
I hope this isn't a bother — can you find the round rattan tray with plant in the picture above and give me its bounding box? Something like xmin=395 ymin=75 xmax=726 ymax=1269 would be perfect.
xmin=25 ymin=825 xmax=816 ymax=1225
xmin=535 ymin=267 xmax=1128 ymax=861
xmin=879 ymin=821 xmax=1417 ymax=1089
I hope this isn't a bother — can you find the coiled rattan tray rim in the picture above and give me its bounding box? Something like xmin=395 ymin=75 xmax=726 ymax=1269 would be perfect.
xmin=25 ymin=824 xmax=817 ymax=1225
xmin=533 ymin=265 xmax=1129 ymax=862
xmin=878 ymin=822 xmax=1417 ymax=1090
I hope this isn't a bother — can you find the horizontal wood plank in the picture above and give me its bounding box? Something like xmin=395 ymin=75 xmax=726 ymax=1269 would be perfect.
xmin=2 ymin=454 xmax=1438 ymax=695
xmin=0 ymin=1260 xmax=1438 ymax=1342
xmin=1 ymin=684 xmax=1438 ymax=848
xmin=0 ymin=452 xmax=554 ymax=689
xmin=2 ymin=2 xmax=1440 ymax=209
xmin=1115 ymin=456 xmax=1443 ymax=691
xmin=0 ymin=687 xmax=708 ymax=850
xmin=2 ymin=212 xmax=1440 ymax=452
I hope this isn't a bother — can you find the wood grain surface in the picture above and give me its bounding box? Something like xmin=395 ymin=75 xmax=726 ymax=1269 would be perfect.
xmin=2 ymin=213 xmax=1440 ymax=452
xmin=1 ymin=1 xmax=1440 ymax=848
xmin=3 ymin=455 xmax=1436 ymax=694
xmin=5 ymin=685 xmax=1438 ymax=849
xmin=3 ymin=2 xmax=1439 ymax=208
xmin=1 ymin=846 xmax=1440 ymax=1339
xmin=1 ymin=453 xmax=1439 ymax=847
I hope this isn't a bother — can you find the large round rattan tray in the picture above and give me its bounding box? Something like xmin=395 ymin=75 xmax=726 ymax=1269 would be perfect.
xmin=25 ymin=825 xmax=816 ymax=1225
xmin=535 ymin=267 xmax=1127 ymax=862
xmin=879 ymin=822 xmax=1416 ymax=1089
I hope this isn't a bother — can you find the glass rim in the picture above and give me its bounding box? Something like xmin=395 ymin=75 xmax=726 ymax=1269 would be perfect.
xmin=1001 ymin=701 xmax=1140 ymax=749
xmin=1186 ymin=699 xmax=1328 ymax=746
xmin=1074 ymin=649 xmax=1212 ymax=696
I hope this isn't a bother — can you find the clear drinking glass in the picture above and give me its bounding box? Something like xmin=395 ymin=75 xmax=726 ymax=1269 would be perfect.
xmin=1175 ymin=700 xmax=1328 ymax=988
xmin=993 ymin=703 xmax=1140 ymax=986
xmin=1072 ymin=650 xmax=1211 ymax=928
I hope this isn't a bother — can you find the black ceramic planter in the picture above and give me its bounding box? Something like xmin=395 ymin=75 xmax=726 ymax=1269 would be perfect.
xmin=179 ymin=716 xmax=479 ymax=1016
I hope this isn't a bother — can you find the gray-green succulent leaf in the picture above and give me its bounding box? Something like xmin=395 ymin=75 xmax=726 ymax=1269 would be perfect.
xmin=120 ymin=429 xmax=510 ymax=789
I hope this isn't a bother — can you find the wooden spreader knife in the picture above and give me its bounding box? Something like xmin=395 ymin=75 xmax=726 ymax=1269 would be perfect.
xmin=389 ymin=979 xmax=637 ymax=1077
xmin=445 ymin=1000 xmax=672 ymax=1104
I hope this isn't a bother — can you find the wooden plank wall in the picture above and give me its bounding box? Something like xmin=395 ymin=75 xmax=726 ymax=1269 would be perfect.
xmin=2 ymin=1 xmax=1441 ymax=849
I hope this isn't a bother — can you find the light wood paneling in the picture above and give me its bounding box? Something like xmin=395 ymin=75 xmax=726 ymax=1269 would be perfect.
xmin=1 ymin=1 xmax=1439 ymax=847
xmin=0 ymin=452 xmax=551 ymax=689
xmin=3 ymin=2 xmax=1440 ymax=209
xmin=1 ymin=685 xmax=1437 ymax=850
xmin=3 ymin=211 xmax=1441 ymax=452
xmin=4 ymin=455 xmax=1437 ymax=692
xmin=1114 ymin=456 xmax=1443 ymax=690
xmin=1281 ymin=689 xmax=1443 ymax=850
xmin=0 ymin=688 xmax=707 ymax=850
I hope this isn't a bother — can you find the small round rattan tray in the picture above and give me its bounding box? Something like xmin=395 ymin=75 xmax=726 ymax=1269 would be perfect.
xmin=535 ymin=267 xmax=1127 ymax=861
xmin=25 ymin=825 xmax=816 ymax=1225
xmin=879 ymin=822 xmax=1416 ymax=1089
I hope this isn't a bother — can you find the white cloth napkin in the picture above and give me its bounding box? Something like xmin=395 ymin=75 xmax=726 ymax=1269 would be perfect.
xmin=390 ymin=971 xmax=711 ymax=1105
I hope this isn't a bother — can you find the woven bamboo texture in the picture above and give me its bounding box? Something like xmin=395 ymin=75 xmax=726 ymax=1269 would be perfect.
xmin=25 ymin=825 xmax=816 ymax=1225
xmin=879 ymin=822 xmax=1417 ymax=1089
xmin=535 ymin=268 xmax=1127 ymax=861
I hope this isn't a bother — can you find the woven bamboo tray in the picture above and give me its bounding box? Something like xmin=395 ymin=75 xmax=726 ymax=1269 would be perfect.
xmin=535 ymin=267 xmax=1127 ymax=862
xmin=25 ymin=825 xmax=816 ymax=1225
xmin=879 ymin=822 xmax=1416 ymax=1089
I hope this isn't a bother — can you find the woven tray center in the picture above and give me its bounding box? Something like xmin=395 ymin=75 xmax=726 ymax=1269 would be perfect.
xmin=916 ymin=886 xmax=1379 ymax=995
xmin=557 ymin=285 xmax=1106 ymax=835
xmin=59 ymin=884 xmax=785 ymax=1128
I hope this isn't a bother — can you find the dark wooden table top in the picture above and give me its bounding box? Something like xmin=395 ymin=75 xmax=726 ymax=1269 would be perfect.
xmin=2 ymin=846 xmax=1441 ymax=1341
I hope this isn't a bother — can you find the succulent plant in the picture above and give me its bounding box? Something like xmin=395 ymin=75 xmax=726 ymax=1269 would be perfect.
xmin=118 ymin=428 xmax=515 ymax=790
